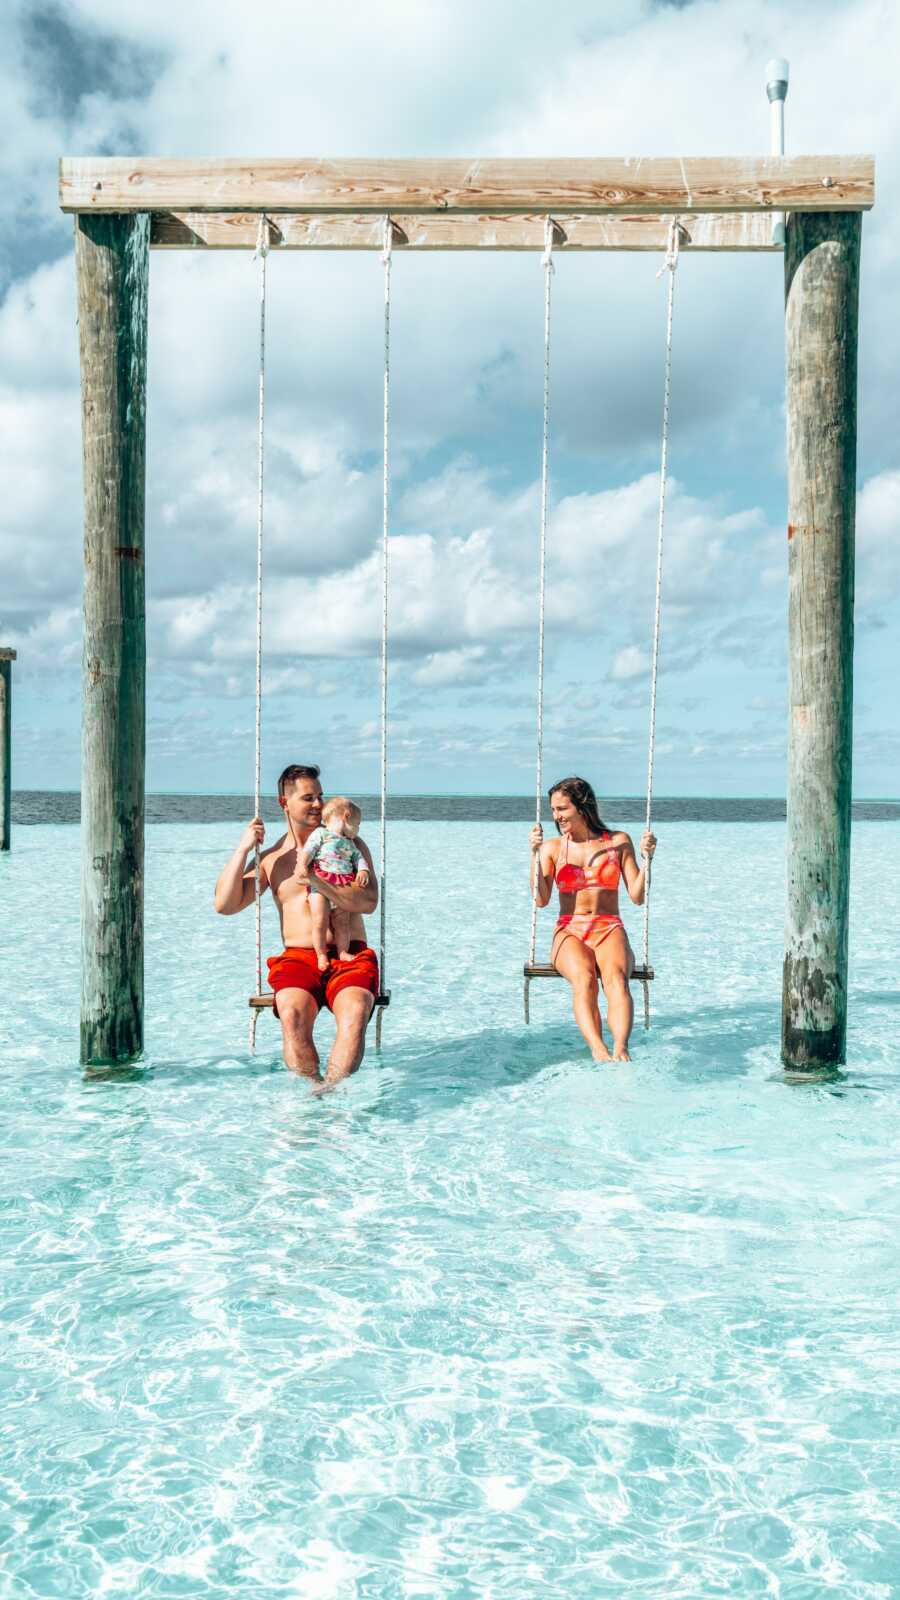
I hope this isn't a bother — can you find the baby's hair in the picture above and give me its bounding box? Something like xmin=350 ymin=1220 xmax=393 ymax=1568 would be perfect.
xmin=322 ymin=795 xmax=361 ymax=828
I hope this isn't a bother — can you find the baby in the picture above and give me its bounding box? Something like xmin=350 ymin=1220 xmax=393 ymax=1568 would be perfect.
xmin=295 ymin=796 xmax=371 ymax=970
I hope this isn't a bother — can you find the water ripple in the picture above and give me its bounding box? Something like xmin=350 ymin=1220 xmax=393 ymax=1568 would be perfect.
xmin=1 ymin=822 xmax=899 ymax=1595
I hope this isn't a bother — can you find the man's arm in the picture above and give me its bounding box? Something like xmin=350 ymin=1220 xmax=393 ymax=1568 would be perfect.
xmin=215 ymin=819 xmax=268 ymax=915
xmin=311 ymin=875 xmax=378 ymax=914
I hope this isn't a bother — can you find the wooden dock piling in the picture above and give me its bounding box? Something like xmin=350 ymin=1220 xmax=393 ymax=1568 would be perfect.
xmin=75 ymin=214 xmax=149 ymax=1064
xmin=782 ymin=211 xmax=861 ymax=1068
xmin=0 ymin=649 xmax=15 ymax=851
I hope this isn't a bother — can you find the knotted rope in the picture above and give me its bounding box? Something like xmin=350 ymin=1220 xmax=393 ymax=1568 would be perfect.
xmin=528 ymin=217 xmax=555 ymax=976
xmin=641 ymin=218 xmax=682 ymax=1029
xmin=249 ymin=215 xmax=270 ymax=1053
xmin=375 ymin=217 xmax=392 ymax=1049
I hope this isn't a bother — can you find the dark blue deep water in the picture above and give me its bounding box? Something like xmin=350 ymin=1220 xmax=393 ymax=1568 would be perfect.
xmin=12 ymin=790 xmax=900 ymax=824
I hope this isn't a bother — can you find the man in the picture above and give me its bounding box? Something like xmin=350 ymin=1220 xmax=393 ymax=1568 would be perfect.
xmin=215 ymin=764 xmax=379 ymax=1085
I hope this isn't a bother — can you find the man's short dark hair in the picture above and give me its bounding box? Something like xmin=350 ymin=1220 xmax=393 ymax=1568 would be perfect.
xmin=277 ymin=763 xmax=321 ymax=799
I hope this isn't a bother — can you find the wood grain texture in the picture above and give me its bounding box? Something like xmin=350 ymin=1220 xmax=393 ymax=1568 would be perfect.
xmin=60 ymin=156 xmax=875 ymax=216
xmin=149 ymin=211 xmax=781 ymax=252
xmin=782 ymin=211 xmax=861 ymax=1070
xmin=76 ymin=213 xmax=149 ymax=1065
xmin=0 ymin=657 xmax=11 ymax=851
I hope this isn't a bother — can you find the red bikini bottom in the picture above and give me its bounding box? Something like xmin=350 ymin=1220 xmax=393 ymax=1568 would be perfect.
xmin=554 ymin=912 xmax=624 ymax=949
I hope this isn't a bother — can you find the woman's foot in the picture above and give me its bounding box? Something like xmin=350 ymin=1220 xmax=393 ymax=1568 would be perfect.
xmin=316 ymin=952 xmax=330 ymax=972
xmin=336 ymin=950 xmax=353 ymax=962
xmin=612 ymin=1043 xmax=631 ymax=1062
xmin=591 ymin=1042 xmax=612 ymax=1063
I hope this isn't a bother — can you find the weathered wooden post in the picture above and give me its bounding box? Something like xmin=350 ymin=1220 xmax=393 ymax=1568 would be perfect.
xmin=0 ymin=648 xmax=16 ymax=851
xmin=75 ymin=213 xmax=149 ymax=1064
xmin=782 ymin=211 xmax=862 ymax=1068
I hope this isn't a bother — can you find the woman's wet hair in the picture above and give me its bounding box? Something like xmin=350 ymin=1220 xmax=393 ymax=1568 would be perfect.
xmin=548 ymin=776 xmax=606 ymax=836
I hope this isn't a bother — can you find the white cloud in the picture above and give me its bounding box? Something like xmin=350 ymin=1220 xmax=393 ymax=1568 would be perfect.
xmin=414 ymin=646 xmax=488 ymax=687
xmin=3 ymin=0 xmax=900 ymax=791
xmin=610 ymin=646 xmax=649 ymax=682
xmin=857 ymin=468 xmax=900 ymax=610
xmin=140 ymin=458 xmax=779 ymax=685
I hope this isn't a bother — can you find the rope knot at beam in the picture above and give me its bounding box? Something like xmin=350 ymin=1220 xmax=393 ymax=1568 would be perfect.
xmin=542 ymin=215 xmax=556 ymax=272
xmin=254 ymin=214 xmax=271 ymax=260
xmin=656 ymin=217 xmax=689 ymax=277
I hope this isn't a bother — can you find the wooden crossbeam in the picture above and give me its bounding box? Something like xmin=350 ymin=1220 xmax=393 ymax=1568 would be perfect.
xmin=149 ymin=211 xmax=781 ymax=252
xmin=60 ymin=156 xmax=874 ymax=217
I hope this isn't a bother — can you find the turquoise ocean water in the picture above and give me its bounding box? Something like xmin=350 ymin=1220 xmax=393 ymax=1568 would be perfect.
xmin=2 ymin=817 xmax=899 ymax=1597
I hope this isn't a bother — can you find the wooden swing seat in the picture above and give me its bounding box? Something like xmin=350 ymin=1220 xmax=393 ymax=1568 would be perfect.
xmin=524 ymin=963 xmax=654 ymax=982
xmin=249 ymin=991 xmax=391 ymax=1010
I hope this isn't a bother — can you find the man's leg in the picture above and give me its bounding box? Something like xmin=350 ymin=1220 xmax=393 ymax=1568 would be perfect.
xmin=324 ymin=987 xmax=375 ymax=1087
xmin=274 ymin=988 xmax=321 ymax=1079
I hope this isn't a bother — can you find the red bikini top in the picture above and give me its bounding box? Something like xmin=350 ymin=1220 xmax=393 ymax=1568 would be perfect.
xmin=556 ymin=834 xmax=621 ymax=894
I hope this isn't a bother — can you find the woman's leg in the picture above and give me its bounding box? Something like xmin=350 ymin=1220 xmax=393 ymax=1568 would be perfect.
xmin=552 ymin=932 xmax=612 ymax=1062
xmin=593 ymin=928 xmax=635 ymax=1060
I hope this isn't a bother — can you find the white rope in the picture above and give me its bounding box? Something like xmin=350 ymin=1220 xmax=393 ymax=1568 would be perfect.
xmin=641 ymin=218 xmax=681 ymax=1029
xmin=528 ymin=217 xmax=555 ymax=974
xmin=375 ymin=217 xmax=392 ymax=1048
xmin=249 ymin=215 xmax=270 ymax=1053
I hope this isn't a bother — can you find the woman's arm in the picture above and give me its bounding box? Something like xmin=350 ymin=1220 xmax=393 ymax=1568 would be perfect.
xmin=618 ymin=830 xmax=657 ymax=905
xmin=529 ymin=826 xmax=557 ymax=908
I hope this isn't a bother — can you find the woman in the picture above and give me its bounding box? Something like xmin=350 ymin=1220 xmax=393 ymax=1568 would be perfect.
xmin=530 ymin=776 xmax=657 ymax=1062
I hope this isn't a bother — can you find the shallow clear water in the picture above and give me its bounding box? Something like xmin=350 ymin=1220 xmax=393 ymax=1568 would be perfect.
xmin=1 ymin=821 xmax=899 ymax=1598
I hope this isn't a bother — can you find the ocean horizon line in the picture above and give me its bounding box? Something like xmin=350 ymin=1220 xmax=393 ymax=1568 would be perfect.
xmin=10 ymin=791 xmax=900 ymax=824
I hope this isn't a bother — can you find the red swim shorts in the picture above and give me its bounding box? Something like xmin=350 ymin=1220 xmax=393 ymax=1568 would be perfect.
xmin=266 ymin=942 xmax=380 ymax=1015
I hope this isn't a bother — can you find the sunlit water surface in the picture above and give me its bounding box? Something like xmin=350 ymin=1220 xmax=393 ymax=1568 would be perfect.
xmin=1 ymin=821 xmax=899 ymax=1598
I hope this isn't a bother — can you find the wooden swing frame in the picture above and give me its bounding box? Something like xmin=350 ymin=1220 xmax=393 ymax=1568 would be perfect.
xmin=62 ymin=152 xmax=873 ymax=1067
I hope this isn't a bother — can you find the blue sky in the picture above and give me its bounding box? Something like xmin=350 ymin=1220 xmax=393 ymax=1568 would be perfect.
xmin=1 ymin=0 xmax=898 ymax=797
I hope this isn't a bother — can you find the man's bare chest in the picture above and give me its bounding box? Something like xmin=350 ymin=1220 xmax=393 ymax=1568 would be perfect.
xmin=268 ymin=847 xmax=309 ymax=909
